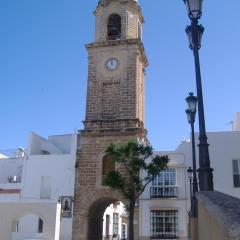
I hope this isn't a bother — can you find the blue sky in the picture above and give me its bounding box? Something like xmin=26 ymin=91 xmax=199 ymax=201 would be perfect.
xmin=0 ymin=0 xmax=240 ymax=151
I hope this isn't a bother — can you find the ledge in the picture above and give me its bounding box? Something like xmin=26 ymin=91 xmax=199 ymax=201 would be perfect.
xmin=85 ymin=38 xmax=148 ymax=66
xmin=0 ymin=189 xmax=20 ymax=194
xmin=196 ymin=191 xmax=240 ymax=239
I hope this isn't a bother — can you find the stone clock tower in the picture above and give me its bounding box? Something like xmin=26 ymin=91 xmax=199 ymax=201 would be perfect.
xmin=72 ymin=0 xmax=148 ymax=239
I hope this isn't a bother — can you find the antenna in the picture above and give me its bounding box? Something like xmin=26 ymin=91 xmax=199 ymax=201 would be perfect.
xmin=226 ymin=121 xmax=233 ymax=131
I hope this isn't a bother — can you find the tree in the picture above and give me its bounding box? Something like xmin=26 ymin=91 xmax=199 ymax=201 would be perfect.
xmin=104 ymin=140 xmax=169 ymax=240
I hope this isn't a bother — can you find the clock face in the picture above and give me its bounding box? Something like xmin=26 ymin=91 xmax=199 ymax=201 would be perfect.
xmin=105 ymin=58 xmax=119 ymax=71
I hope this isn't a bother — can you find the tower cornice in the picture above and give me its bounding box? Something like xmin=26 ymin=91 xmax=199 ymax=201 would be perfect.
xmin=85 ymin=38 xmax=148 ymax=67
xmin=95 ymin=0 xmax=144 ymax=23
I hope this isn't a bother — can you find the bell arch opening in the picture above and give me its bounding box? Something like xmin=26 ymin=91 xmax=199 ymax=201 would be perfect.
xmin=87 ymin=198 xmax=127 ymax=240
xmin=107 ymin=14 xmax=121 ymax=40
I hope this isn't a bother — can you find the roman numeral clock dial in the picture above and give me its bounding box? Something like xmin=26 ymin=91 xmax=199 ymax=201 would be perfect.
xmin=105 ymin=58 xmax=119 ymax=71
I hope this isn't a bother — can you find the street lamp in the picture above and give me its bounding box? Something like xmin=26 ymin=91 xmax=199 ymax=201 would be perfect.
xmin=183 ymin=0 xmax=214 ymax=191
xmin=187 ymin=166 xmax=193 ymax=199
xmin=186 ymin=92 xmax=198 ymax=217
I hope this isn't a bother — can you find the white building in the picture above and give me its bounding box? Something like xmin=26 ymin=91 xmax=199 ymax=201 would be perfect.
xmin=0 ymin=132 xmax=77 ymax=240
xmin=138 ymin=112 xmax=240 ymax=240
xmin=0 ymin=132 xmax=127 ymax=240
xmin=139 ymin=152 xmax=189 ymax=240
xmin=102 ymin=202 xmax=128 ymax=240
xmin=177 ymin=132 xmax=240 ymax=199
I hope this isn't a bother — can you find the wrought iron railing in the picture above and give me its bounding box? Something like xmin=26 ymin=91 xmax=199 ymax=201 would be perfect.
xmin=150 ymin=233 xmax=179 ymax=239
xmin=150 ymin=186 xmax=178 ymax=198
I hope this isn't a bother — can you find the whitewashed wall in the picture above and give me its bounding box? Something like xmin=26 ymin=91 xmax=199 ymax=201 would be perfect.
xmin=177 ymin=131 xmax=240 ymax=199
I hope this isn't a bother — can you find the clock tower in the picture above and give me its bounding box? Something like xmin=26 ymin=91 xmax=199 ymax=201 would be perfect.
xmin=72 ymin=0 xmax=148 ymax=239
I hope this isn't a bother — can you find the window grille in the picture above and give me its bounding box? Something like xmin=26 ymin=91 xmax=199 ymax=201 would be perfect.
xmin=113 ymin=213 xmax=119 ymax=235
xmin=121 ymin=224 xmax=126 ymax=239
xmin=150 ymin=210 xmax=178 ymax=239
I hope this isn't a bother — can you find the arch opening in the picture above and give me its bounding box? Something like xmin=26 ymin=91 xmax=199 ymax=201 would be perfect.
xmin=87 ymin=198 xmax=128 ymax=240
xmin=107 ymin=14 xmax=121 ymax=40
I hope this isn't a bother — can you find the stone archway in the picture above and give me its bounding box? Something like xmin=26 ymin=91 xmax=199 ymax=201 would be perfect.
xmin=87 ymin=197 xmax=119 ymax=240
xmin=72 ymin=131 xmax=146 ymax=240
xmin=72 ymin=178 xmax=124 ymax=240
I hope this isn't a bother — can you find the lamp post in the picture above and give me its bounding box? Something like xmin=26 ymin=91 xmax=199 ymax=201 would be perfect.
xmin=183 ymin=0 xmax=214 ymax=191
xmin=187 ymin=166 xmax=193 ymax=199
xmin=187 ymin=166 xmax=195 ymax=239
xmin=186 ymin=92 xmax=198 ymax=217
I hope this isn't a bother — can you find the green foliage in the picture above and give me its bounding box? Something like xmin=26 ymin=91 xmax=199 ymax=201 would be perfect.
xmin=104 ymin=140 xmax=169 ymax=202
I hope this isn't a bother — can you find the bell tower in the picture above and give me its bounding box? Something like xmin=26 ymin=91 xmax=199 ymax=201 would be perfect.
xmin=84 ymin=0 xmax=147 ymax=131
xmin=72 ymin=1 xmax=148 ymax=239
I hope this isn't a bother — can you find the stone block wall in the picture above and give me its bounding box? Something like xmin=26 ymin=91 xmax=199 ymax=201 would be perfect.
xmin=85 ymin=39 xmax=147 ymax=126
xmin=94 ymin=0 xmax=143 ymax=42
xmin=72 ymin=129 xmax=146 ymax=240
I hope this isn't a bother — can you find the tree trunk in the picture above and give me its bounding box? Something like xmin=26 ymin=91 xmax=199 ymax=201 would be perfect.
xmin=128 ymin=200 xmax=135 ymax=240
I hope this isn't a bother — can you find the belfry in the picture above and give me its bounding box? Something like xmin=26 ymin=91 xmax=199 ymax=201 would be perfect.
xmin=72 ymin=0 xmax=148 ymax=239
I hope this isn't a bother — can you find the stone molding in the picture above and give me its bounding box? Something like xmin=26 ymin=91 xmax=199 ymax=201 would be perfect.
xmin=95 ymin=0 xmax=144 ymax=23
xmin=85 ymin=38 xmax=148 ymax=67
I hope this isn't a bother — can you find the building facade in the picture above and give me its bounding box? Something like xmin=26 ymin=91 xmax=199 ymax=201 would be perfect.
xmin=139 ymin=152 xmax=189 ymax=240
xmin=0 ymin=131 xmax=128 ymax=240
xmin=0 ymin=132 xmax=77 ymax=240
xmin=138 ymin=113 xmax=240 ymax=240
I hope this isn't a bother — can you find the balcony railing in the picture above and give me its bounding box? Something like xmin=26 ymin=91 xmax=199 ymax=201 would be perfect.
xmin=150 ymin=233 xmax=178 ymax=239
xmin=11 ymin=232 xmax=47 ymax=240
xmin=0 ymin=149 xmax=24 ymax=159
xmin=150 ymin=186 xmax=178 ymax=198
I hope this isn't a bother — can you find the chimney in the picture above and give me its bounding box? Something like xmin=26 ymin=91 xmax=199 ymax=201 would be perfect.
xmin=233 ymin=112 xmax=240 ymax=131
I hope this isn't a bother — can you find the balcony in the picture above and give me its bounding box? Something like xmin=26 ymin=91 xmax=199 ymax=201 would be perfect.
xmin=0 ymin=151 xmax=24 ymax=191
xmin=150 ymin=233 xmax=178 ymax=239
xmin=150 ymin=186 xmax=178 ymax=198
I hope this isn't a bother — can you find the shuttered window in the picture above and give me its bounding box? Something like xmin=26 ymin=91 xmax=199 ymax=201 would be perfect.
xmin=232 ymin=160 xmax=240 ymax=187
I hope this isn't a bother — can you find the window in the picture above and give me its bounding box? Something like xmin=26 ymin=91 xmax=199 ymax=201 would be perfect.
xmin=40 ymin=176 xmax=51 ymax=199
xmin=232 ymin=160 xmax=240 ymax=187
xmin=121 ymin=223 xmax=127 ymax=240
xmin=150 ymin=210 xmax=178 ymax=239
xmin=151 ymin=168 xmax=177 ymax=198
xmin=107 ymin=14 xmax=121 ymax=40
xmin=113 ymin=213 xmax=119 ymax=236
xmin=38 ymin=218 xmax=43 ymax=233
xmin=102 ymin=155 xmax=115 ymax=185
xmin=105 ymin=214 xmax=110 ymax=237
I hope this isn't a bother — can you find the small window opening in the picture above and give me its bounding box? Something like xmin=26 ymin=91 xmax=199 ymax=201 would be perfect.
xmin=38 ymin=218 xmax=43 ymax=233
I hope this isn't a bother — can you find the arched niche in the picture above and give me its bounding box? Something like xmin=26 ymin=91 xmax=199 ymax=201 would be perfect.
xmin=102 ymin=154 xmax=115 ymax=185
xmin=107 ymin=14 xmax=121 ymax=40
